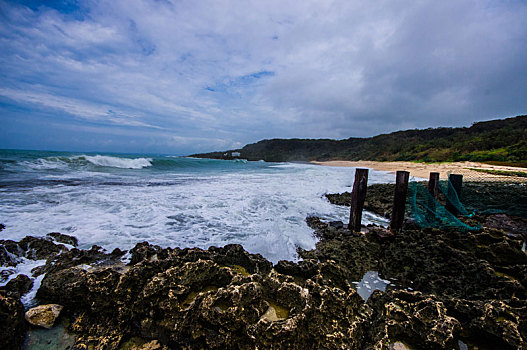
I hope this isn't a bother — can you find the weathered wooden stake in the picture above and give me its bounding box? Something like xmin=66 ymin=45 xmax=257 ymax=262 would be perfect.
xmin=349 ymin=168 xmax=369 ymax=232
xmin=445 ymin=174 xmax=463 ymax=215
xmin=390 ymin=170 xmax=410 ymax=233
xmin=428 ymin=172 xmax=440 ymax=199
xmin=426 ymin=172 xmax=440 ymax=220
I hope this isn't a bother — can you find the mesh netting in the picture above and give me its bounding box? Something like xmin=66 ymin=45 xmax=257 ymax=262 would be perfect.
xmin=437 ymin=179 xmax=474 ymax=217
xmin=408 ymin=180 xmax=481 ymax=232
xmin=462 ymin=182 xmax=527 ymax=218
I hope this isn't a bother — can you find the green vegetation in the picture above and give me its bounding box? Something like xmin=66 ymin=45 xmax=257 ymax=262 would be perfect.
xmin=483 ymin=161 xmax=527 ymax=168
xmin=468 ymin=168 xmax=527 ymax=178
xmin=192 ymin=115 xmax=527 ymax=165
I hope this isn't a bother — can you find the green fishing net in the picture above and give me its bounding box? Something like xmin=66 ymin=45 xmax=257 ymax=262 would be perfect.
xmin=408 ymin=180 xmax=481 ymax=232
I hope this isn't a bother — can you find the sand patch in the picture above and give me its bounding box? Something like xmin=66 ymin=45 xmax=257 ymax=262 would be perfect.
xmin=311 ymin=161 xmax=526 ymax=181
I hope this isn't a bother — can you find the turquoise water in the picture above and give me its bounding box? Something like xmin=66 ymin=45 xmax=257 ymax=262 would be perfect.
xmin=0 ymin=149 xmax=391 ymax=263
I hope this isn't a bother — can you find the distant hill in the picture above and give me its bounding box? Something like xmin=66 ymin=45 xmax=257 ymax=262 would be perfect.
xmin=191 ymin=115 xmax=527 ymax=165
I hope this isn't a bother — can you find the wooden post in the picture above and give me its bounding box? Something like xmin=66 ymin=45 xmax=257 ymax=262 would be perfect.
xmin=349 ymin=168 xmax=369 ymax=233
xmin=427 ymin=172 xmax=440 ymax=199
xmin=426 ymin=172 xmax=440 ymax=220
xmin=445 ymin=174 xmax=463 ymax=215
xmin=390 ymin=171 xmax=409 ymax=233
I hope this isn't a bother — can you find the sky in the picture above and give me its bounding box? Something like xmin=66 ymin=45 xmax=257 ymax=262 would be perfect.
xmin=1 ymin=0 xmax=527 ymax=155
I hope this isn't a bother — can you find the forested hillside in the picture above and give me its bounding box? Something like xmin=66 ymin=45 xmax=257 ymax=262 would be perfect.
xmin=192 ymin=115 xmax=527 ymax=164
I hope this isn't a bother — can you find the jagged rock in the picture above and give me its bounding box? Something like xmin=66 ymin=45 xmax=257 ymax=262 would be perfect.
xmin=31 ymin=243 xmax=127 ymax=278
xmin=329 ymin=220 xmax=344 ymax=228
xmin=25 ymin=304 xmax=63 ymax=329
xmin=0 ymin=274 xmax=33 ymax=299
xmin=475 ymin=240 xmax=527 ymax=266
xmin=0 ymin=239 xmax=24 ymax=266
xmin=306 ymin=216 xmax=327 ymax=230
xmin=274 ymin=259 xmax=318 ymax=280
xmin=37 ymin=265 xmax=121 ymax=312
xmin=0 ymin=236 xmax=68 ymax=266
xmin=326 ymin=183 xmax=396 ymax=218
xmin=209 ymin=244 xmax=273 ymax=275
xmin=47 ymin=232 xmax=79 ymax=247
xmin=18 ymin=236 xmax=67 ymax=260
xmin=325 ymin=192 xmax=351 ymax=206
xmin=36 ymin=242 xmax=373 ymax=349
xmin=129 ymin=241 xmax=164 ymax=265
xmin=0 ymin=269 xmax=16 ymax=283
xmin=4 ymin=210 xmax=527 ymax=350
xmin=484 ymin=213 xmax=527 ymax=238
xmin=0 ymin=294 xmax=27 ymax=349
xmin=444 ymin=297 xmax=527 ymax=349
xmin=368 ymin=290 xmax=460 ymax=349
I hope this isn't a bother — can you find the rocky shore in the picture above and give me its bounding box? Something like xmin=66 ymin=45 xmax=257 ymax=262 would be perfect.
xmin=1 ymin=193 xmax=526 ymax=349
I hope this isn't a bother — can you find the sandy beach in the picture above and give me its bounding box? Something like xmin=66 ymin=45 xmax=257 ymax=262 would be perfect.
xmin=311 ymin=160 xmax=527 ymax=181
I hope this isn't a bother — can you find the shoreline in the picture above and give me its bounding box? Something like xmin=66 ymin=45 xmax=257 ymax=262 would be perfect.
xmin=1 ymin=183 xmax=526 ymax=348
xmin=311 ymin=160 xmax=527 ymax=181
xmin=2 ymin=211 xmax=526 ymax=349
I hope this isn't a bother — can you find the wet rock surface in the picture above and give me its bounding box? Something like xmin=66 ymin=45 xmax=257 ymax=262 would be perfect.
xmin=47 ymin=232 xmax=79 ymax=247
xmin=0 ymin=211 xmax=526 ymax=348
xmin=0 ymin=274 xmax=33 ymax=299
xmin=326 ymin=183 xmax=395 ymax=218
xmin=0 ymin=293 xmax=27 ymax=350
xmin=36 ymin=242 xmax=371 ymax=349
xmin=303 ymin=215 xmax=526 ymax=349
xmin=0 ymin=234 xmax=74 ymax=266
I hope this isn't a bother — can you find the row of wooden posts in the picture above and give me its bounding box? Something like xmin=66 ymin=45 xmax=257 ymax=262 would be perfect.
xmin=348 ymin=168 xmax=463 ymax=233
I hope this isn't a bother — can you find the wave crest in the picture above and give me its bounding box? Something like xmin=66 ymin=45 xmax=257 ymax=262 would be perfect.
xmin=84 ymin=155 xmax=152 ymax=169
xmin=21 ymin=158 xmax=69 ymax=170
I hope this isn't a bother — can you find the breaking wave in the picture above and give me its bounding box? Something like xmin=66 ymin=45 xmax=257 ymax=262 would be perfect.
xmin=15 ymin=155 xmax=152 ymax=170
xmin=83 ymin=155 xmax=152 ymax=169
xmin=9 ymin=155 xmax=253 ymax=172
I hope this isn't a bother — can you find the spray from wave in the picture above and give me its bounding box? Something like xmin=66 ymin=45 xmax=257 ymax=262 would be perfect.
xmin=20 ymin=157 xmax=70 ymax=170
xmin=17 ymin=155 xmax=153 ymax=170
xmin=10 ymin=155 xmax=256 ymax=172
xmin=83 ymin=155 xmax=152 ymax=169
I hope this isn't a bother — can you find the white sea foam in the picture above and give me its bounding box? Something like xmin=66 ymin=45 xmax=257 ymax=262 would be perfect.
xmin=0 ymin=161 xmax=393 ymax=263
xmin=83 ymin=155 xmax=153 ymax=169
xmin=0 ymin=258 xmax=47 ymax=307
xmin=17 ymin=155 xmax=153 ymax=171
xmin=21 ymin=157 xmax=69 ymax=170
xmin=21 ymin=273 xmax=45 ymax=308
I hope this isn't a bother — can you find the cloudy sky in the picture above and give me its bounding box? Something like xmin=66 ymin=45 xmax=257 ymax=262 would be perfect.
xmin=1 ymin=0 xmax=526 ymax=154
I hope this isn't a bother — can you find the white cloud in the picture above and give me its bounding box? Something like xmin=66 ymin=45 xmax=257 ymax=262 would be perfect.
xmin=1 ymin=0 xmax=527 ymax=153
xmin=0 ymin=87 xmax=162 ymax=129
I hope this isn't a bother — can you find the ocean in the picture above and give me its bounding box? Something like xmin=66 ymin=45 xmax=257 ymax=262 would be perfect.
xmin=0 ymin=149 xmax=392 ymax=263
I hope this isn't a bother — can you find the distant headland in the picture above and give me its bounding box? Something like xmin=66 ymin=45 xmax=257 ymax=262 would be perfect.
xmin=191 ymin=115 xmax=527 ymax=166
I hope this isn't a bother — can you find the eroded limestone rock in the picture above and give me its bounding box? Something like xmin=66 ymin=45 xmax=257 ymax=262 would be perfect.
xmin=1 ymin=208 xmax=526 ymax=350
xmin=25 ymin=304 xmax=63 ymax=329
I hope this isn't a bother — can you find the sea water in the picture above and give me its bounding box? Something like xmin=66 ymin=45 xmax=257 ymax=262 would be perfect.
xmin=0 ymin=149 xmax=393 ymax=264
